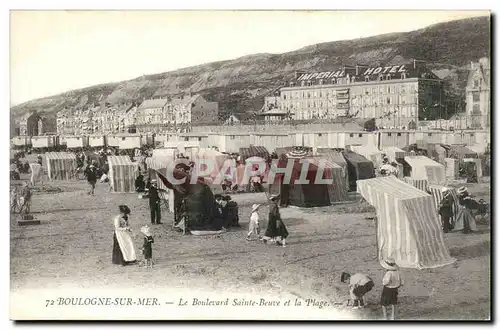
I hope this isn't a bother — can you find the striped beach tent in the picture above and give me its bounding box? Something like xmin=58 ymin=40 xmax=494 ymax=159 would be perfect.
xmin=45 ymin=152 xmax=77 ymax=181
xmin=108 ymin=156 xmax=138 ymax=193
xmin=404 ymin=155 xmax=445 ymax=185
xmin=357 ymin=176 xmax=456 ymax=269
xmin=309 ymin=157 xmax=348 ymax=203
xmin=317 ymin=148 xmax=350 ymax=190
xmin=403 ymin=177 xmax=429 ymax=192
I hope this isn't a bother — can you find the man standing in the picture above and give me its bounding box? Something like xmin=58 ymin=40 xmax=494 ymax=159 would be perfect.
xmin=84 ymin=162 xmax=98 ymax=195
xmin=438 ymin=188 xmax=454 ymax=233
xmin=148 ymin=179 xmax=163 ymax=225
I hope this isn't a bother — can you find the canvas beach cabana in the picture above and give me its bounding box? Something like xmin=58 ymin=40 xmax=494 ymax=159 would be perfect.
xmin=342 ymin=151 xmax=375 ymax=191
xmin=269 ymin=148 xmax=348 ymax=207
xmin=108 ymin=156 xmax=138 ymax=193
xmin=357 ymin=176 xmax=456 ymax=269
xmin=45 ymin=152 xmax=77 ymax=181
xmin=404 ymin=155 xmax=445 ymax=185
xmin=316 ymin=148 xmax=350 ymax=191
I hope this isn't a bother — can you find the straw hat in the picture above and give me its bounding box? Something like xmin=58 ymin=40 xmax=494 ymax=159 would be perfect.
xmin=251 ymin=204 xmax=260 ymax=213
xmin=269 ymin=194 xmax=280 ymax=201
xmin=140 ymin=225 xmax=151 ymax=236
xmin=457 ymin=186 xmax=468 ymax=195
xmin=381 ymin=258 xmax=399 ymax=271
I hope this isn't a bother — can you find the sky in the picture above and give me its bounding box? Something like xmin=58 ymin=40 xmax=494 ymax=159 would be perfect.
xmin=10 ymin=10 xmax=489 ymax=106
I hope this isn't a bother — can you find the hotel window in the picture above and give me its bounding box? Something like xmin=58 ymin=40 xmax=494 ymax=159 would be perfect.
xmin=314 ymin=91 xmax=317 ymax=97
xmin=428 ymin=133 xmax=432 ymax=137
xmin=320 ymin=101 xmax=323 ymax=107
xmin=372 ymin=88 xmax=375 ymax=94
xmin=365 ymin=88 xmax=369 ymax=95
xmin=397 ymin=133 xmax=402 ymax=137
xmin=319 ymin=91 xmax=322 ymax=97
xmin=349 ymin=133 xmax=354 ymax=137
xmin=313 ymin=101 xmax=316 ymax=107
xmin=230 ymin=135 xmax=235 ymax=140
xmin=302 ymin=92 xmax=305 ymax=98
xmin=387 ymin=86 xmax=391 ymax=93
xmin=387 ymin=97 xmax=391 ymax=104
xmin=387 ymin=133 xmax=392 ymax=137
xmin=283 ymin=94 xmax=287 ymax=100
xmin=473 ymin=92 xmax=480 ymax=102
xmin=198 ymin=137 xmax=202 ymax=141
xmin=470 ymin=133 xmax=474 ymax=137
xmin=308 ymin=92 xmax=311 ymax=98
xmin=358 ymin=133 xmax=363 ymax=137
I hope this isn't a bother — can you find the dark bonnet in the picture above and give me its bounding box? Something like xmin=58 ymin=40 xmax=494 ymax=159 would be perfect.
xmin=119 ymin=205 xmax=131 ymax=215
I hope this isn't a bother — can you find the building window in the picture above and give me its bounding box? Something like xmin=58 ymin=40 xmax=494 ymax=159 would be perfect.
xmin=184 ymin=137 xmax=189 ymax=141
xmin=397 ymin=133 xmax=402 ymax=137
xmin=387 ymin=97 xmax=391 ymax=104
xmin=349 ymin=133 xmax=354 ymax=137
xmin=428 ymin=133 xmax=432 ymax=137
xmin=387 ymin=133 xmax=392 ymax=137
xmin=319 ymin=91 xmax=322 ymax=97
xmin=314 ymin=91 xmax=317 ymax=97
xmin=283 ymin=94 xmax=287 ymax=100
xmin=358 ymin=133 xmax=363 ymax=137
xmin=470 ymin=133 xmax=474 ymax=137
xmin=308 ymin=92 xmax=311 ymax=98
xmin=473 ymin=104 xmax=480 ymax=113
xmin=122 ymin=137 xmax=126 ymax=141
xmin=230 ymin=135 xmax=235 ymax=140
xmin=473 ymin=79 xmax=479 ymax=88
xmin=318 ymin=133 xmax=323 ymax=137
xmin=388 ymin=86 xmax=391 ymax=93
xmin=473 ymin=92 xmax=480 ymax=102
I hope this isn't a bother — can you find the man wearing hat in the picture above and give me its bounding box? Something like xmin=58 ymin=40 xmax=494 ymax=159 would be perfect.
xmin=84 ymin=161 xmax=98 ymax=195
xmin=438 ymin=187 xmax=454 ymax=233
xmin=148 ymin=179 xmax=163 ymax=225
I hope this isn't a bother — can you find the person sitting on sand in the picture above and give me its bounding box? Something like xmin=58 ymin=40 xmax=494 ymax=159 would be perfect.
xmin=341 ymin=272 xmax=374 ymax=309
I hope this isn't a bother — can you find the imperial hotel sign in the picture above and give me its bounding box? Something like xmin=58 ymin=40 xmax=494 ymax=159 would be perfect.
xmin=274 ymin=63 xmax=441 ymax=128
xmin=296 ymin=65 xmax=409 ymax=81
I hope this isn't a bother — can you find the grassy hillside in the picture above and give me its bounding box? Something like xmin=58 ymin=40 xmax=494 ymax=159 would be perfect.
xmin=11 ymin=16 xmax=490 ymax=121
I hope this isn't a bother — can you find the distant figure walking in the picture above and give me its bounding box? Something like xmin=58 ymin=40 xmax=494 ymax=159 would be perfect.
xmin=262 ymin=194 xmax=289 ymax=247
xmin=84 ymin=162 xmax=98 ymax=195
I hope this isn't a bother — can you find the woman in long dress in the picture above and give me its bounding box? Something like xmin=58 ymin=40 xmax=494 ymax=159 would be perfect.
xmin=262 ymin=195 xmax=289 ymax=247
xmin=453 ymin=187 xmax=477 ymax=234
xmin=112 ymin=205 xmax=137 ymax=266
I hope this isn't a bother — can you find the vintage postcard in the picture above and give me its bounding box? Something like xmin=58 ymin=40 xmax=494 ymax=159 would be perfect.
xmin=9 ymin=10 xmax=491 ymax=321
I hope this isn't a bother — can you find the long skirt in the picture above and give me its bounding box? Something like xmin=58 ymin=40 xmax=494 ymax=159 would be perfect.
xmin=112 ymin=232 xmax=137 ymax=265
xmin=453 ymin=207 xmax=477 ymax=233
xmin=264 ymin=217 xmax=289 ymax=239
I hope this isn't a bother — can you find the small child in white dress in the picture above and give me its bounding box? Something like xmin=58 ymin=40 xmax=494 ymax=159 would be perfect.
xmin=246 ymin=204 xmax=262 ymax=241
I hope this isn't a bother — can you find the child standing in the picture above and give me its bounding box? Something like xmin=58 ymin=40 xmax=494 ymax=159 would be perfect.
xmin=247 ymin=204 xmax=262 ymax=241
xmin=380 ymin=259 xmax=403 ymax=320
xmin=140 ymin=225 xmax=154 ymax=268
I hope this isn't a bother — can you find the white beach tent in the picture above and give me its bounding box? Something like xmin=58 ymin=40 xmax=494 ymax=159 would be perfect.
xmin=404 ymin=155 xmax=445 ymax=185
xmin=381 ymin=146 xmax=408 ymax=163
xmin=350 ymin=145 xmax=384 ymax=168
xmin=357 ymin=176 xmax=456 ymax=269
